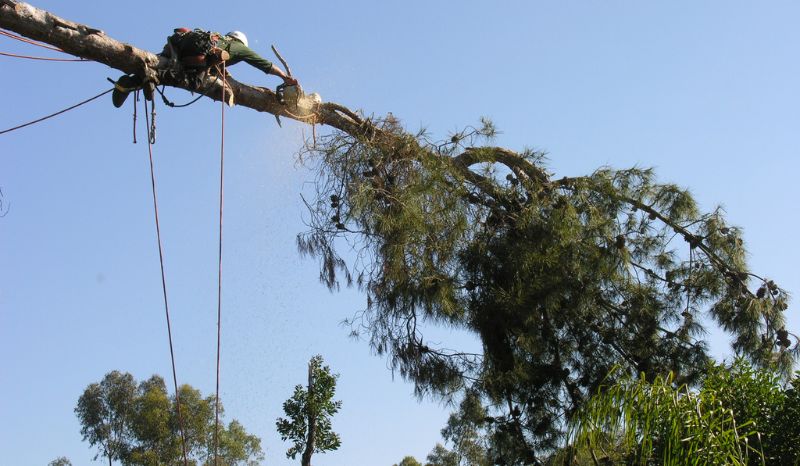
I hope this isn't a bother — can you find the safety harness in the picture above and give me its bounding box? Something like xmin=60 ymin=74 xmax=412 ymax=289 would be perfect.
xmin=167 ymin=28 xmax=229 ymax=70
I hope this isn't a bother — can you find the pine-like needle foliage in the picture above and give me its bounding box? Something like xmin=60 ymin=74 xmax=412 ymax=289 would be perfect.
xmin=296 ymin=116 xmax=796 ymax=463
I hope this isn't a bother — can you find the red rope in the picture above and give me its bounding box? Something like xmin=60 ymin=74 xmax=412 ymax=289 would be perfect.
xmin=143 ymin=97 xmax=190 ymax=466
xmin=0 ymin=50 xmax=88 ymax=61
xmin=214 ymin=61 xmax=227 ymax=466
xmin=0 ymin=29 xmax=68 ymax=53
xmin=0 ymin=88 xmax=112 ymax=136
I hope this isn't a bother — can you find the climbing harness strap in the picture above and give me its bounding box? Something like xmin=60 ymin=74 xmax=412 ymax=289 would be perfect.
xmin=168 ymin=28 xmax=221 ymax=68
xmin=108 ymin=77 xmax=139 ymax=93
xmin=156 ymin=85 xmax=204 ymax=108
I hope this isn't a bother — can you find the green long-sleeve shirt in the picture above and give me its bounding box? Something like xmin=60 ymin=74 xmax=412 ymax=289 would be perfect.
xmin=215 ymin=35 xmax=274 ymax=75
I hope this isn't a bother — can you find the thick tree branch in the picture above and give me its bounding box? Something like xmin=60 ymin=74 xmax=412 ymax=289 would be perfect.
xmin=455 ymin=146 xmax=549 ymax=184
xmin=0 ymin=0 xmax=364 ymax=133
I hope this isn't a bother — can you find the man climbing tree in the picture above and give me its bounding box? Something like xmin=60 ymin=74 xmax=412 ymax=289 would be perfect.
xmin=111 ymin=28 xmax=298 ymax=108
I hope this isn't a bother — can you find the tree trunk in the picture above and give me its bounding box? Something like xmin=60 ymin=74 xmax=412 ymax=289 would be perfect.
xmin=106 ymin=416 xmax=113 ymax=466
xmin=301 ymin=362 xmax=316 ymax=466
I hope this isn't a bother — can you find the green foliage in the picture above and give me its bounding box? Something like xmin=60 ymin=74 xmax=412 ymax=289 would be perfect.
xmin=425 ymin=445 xmax=459 ymax=466
xmin=771 ymin=377 xmax=800 ymax=463
xmin=276 ymin=355 xmax=342 ymax=464
xmin=298 ymin=116 xmax=797 ymax=463
xmin=701 ymin=359 xmax=800 ymax=465
xmin=75 ymin=370 xmax=137 ymax=463
xmin=128 ymin=375 xmax=178 ymax=465
xmin=48 ymin=457 xmax=72 ymax=466
xmin=567 ymin=369 xmax=756 ymax=465
xmin=393 ymin=456 xmax=424 ymax=466
xmin=435 ymin=391 xmax=492 ymax=465
xmin=566 ymin=360 xmax=800 ymax=465
xmin=75 ymin=371 xmax=263 ymax=466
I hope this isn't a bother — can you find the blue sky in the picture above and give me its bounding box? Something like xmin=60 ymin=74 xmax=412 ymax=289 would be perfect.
xmin=2 ymin=1 xmax=799 ymax=465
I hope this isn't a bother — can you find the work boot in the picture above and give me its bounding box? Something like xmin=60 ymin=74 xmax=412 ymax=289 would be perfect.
xmin=111 ymin=74 xmax=143 ymax=108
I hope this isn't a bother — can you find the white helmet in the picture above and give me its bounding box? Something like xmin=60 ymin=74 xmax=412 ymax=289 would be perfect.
xmin=226 ymin=31 xmax=248 ymax=47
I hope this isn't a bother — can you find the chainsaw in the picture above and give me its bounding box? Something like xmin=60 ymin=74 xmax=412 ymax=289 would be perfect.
xmin=275 ymin=82 xmax=303 ymax=108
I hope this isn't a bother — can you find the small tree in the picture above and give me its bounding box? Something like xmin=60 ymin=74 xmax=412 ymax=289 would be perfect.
xmin=48 ymin=457 xmax=72 ymax=466
xmin=213 ymin=419 xmax=265 ymax=466
xmin=425 ymin=446 xmax=459 ymax=466
xmin=435 ymin=392 xmax=491 ymax=466
xmin=276 ymin=355 xmax=342 ymax=466
xmin=393 ymin=456 xmax=424 ymax=466
xmin=76 ymin=371 xmax=263 ymax=466
xmin=75 ymin=371 xmax=137 ymax=466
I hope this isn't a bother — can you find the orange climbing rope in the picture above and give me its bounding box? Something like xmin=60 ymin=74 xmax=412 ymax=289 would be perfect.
xmin=0 ymin=50 xmax=88 ymax=61
xmin=0 ymin=29 xmax=68 ymax=52
xmin=132 ymin=69 xmax=228 ymax=465
xmin=142 ymin=96 xmax=191 ymax=466
xmin=0 ymin=32 xmax=102 ymax=136
xmin=0 ymin=29 xmax=89 ymax=61
xmin=213 ymin=61 xmax=227 ymax=466
xmin=0 ymin=88 xmax=112 ymax=135
xmin=2 ymin=26 xmax=232 ymax=461
xmin=130 ymin=64 xmax=229 ymax=466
